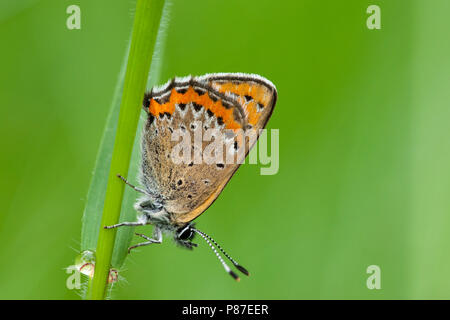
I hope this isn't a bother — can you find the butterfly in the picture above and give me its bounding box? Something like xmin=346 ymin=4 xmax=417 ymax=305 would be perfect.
xmin=105 ymin=73 xmax=277 ymax=281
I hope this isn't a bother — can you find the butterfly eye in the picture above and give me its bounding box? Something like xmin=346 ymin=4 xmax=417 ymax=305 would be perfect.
xmin=176 ymin=225 xmax=194 ymax=241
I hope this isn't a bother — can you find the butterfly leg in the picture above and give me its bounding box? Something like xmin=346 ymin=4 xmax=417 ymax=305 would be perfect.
xmin=178 ymin=240 xmax=198 ymax=250
xmin=128 ymin=227 xmax=162 ymax=253
xmin=104 ymin=221 xmax=148 ymax=229
xmin=104 ymin=210 xmax=153 ymax=229
xmin=117 ymin=174 xmax=148 ymax=195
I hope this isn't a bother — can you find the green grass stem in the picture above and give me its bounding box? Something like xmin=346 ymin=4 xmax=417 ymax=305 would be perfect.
xmin=90 ymin=0 xmax=165 ymax=300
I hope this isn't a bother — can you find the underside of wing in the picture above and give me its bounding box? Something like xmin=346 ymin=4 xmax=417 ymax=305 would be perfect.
xmin=197 ymin=73 xmax=277 ymax=133
xmin=141 ymin=76 xmax=245 ymax=225
xmin=140 ymin=73 xmax=277 ymax=225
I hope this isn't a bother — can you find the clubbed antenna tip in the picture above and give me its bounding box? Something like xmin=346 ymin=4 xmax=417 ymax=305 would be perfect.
xmin=236 ymin=265 xmax=249 ymax=276
xmin=229 ymin=270 xmax=240 ymax=282
xmin=193 ymin=228 xmax=249 ymax=280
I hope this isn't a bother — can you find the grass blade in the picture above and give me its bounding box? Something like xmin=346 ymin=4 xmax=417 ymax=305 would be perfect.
xmin=111 ymin=2 xmax=170 ymax=268
xmin=80 ymin=49 xmax=127 ymax=258
xmin=80 ymin=2 xmax=169 ymax=269
xmin=79 ymin=0 xmax=166 ymax=300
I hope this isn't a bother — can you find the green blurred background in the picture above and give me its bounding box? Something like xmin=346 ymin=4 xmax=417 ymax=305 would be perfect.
xmin=0 ymin=0 xmax=449 ymax=299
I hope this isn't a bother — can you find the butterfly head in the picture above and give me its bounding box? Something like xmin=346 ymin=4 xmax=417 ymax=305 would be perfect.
xmin=176 ymin=223 xmax=196 ymax=241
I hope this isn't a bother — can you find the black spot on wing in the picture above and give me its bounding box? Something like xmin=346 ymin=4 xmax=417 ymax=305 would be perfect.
xmin=143 ymin=92 xmax=151 ymax=111
xmin=194 ymin=88 xmax=206 ymax=96
xmin=153 ymin=94 xmax=171 ymax=104
xmin=176 ymin=88 xmax=188 ymax=94
xmin=221 ymin=101 xmax=233 ymax=109
xmin=208 ymin=92 xmax=219 ymax=102
xmin=192 ymin=102 xmax=203 ymax=112
xmin=147 ymin=114 xmax=155 ymax=127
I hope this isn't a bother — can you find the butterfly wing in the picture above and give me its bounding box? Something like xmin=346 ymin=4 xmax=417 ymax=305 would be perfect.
xmin=141 ymin=73 xmax=277 ymax=225
xmin=198 ymin=72 xmax=277 ymax=139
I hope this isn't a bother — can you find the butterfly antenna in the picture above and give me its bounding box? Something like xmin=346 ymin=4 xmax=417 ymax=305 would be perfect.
xmin=193 ymin=228 xmax=249 ymax=277
xmin=192 ymin=229 xmax=240 ymax=281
